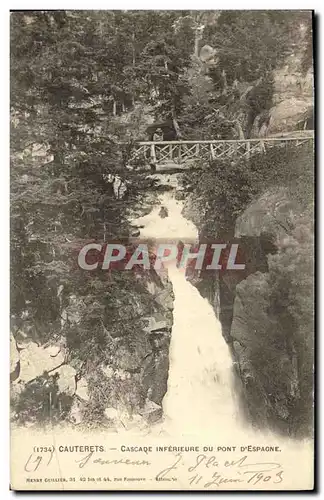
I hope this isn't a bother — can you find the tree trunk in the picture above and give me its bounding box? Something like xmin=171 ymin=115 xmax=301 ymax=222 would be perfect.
xmin=131 ymin=32 xmax=136 ymax=107
xmin=132 ymin=32 xmax=136 ymax=66
xmin=221 ymin=69 xmax=228 ymax=96
xmin=234 ymin=120 xmax=245 ymax=140
xmin=172 ymin=111 xmax=182 ymax=140
xmin=194 ymin=33 xmax=200 ymax=58
xmin=193 ymin=12 xmax=204 ymax=58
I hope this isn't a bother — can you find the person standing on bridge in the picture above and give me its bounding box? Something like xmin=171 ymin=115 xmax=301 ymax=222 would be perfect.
xmin=153 ymin=128 xmax=163 ymax=142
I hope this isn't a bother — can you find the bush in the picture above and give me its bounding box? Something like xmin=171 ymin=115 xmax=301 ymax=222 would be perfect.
xmin=12 ymin=374 xmax=74 ymax=426
xmin=184 ymin=141 xmax=314 ymax=436
xmin=183 ymin=142 xmax=314 ymax=238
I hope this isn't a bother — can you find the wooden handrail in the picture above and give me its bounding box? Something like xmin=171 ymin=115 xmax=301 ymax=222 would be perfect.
xmin=132 ymin=135 xmax=314 ymax=146
xmin=125 ymin=132 xmax=314 ymax=166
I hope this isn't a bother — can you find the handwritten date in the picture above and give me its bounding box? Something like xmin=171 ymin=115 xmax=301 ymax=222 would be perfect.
xmin=156 ymin=453 xmax=284 ymax=488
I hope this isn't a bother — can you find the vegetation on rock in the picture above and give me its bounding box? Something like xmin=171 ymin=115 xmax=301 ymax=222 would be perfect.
xmin=11 ymin=10 xmax=313 ymax=433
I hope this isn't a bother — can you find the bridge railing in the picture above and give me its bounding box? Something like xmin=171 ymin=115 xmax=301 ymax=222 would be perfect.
xmin=128 ymin=133 xmax=314 ymax=165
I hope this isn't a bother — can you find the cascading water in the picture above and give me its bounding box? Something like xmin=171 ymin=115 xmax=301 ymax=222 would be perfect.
xmin=131 ymin=176 xmax=238 ymax=435
xmin=162 ymin=264 xmax=238 ymax=434
xmin=128 ymin=175 xmax=313 ymax=481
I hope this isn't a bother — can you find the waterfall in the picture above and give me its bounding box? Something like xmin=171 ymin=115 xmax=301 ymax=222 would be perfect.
xmin=126 ymin=177 xmax=313 ymax=486
xmin=162 ymin=265 xmax=238 ymax=434
xmin=131 ymin=180 xmax=238 ymax=435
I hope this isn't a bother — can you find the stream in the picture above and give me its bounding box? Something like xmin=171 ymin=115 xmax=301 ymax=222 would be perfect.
xmin=131 ymin=178 xmax=239 ymax=435
xmin=128 ymin=177 xmax=313 ymax=484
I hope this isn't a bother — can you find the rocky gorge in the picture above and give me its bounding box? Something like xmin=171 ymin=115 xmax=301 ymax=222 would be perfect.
xmin=10 ymin=10 xmax=314 ymax=440
xmin=180 ymin=34 xmax=314 ymax=438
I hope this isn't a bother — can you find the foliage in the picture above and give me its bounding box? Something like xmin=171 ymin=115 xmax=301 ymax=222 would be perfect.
xmin=240 ymin=223 xmax=314 ymax=438
xmin=183 ymin=142 xmax=314 ymax=238
xmin=179 ymin=10 xmax=312 ymax=139
xmin=10 ymin=9 xmax=205 ymax=348
xmin=267 ymin=223 xmax=314 ymax=436
xmin=184 ymin=141 xmax=314 ymax=436
xmin=205 ymin=11 xmax=311 ymax=83
xmin=12 ymin=374 xmax=74 ymax=425
xmin=10 ymin=10 xmax=313 ymax=430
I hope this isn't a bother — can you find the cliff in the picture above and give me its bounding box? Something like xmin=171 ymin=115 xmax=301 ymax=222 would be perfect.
xmin=257 ymin=24 xmax=313 ymax=136
xmin=11 ymin=267 xmax=173 ymax=429
xmin=182 ymin=137 xmax=314 ymax=437
xmin=230 ymin=185 xmax=313 ymax=437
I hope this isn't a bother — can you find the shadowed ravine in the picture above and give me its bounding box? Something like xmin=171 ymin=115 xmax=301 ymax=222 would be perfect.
xmin=129 ymin=178 xmax=313 ymax=486
xmin=131 ymin=178 xmax=239 ymax=435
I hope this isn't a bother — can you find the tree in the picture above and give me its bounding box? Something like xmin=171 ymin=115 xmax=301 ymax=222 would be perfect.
xmin=11 ymin=11 xmax=138 ymax=344
xmin=178 ymin=10 xmax=312 ymax=139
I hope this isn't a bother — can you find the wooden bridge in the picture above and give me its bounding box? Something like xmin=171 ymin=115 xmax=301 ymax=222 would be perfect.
xmin=128 ymin=132 xmax=314 ymax=169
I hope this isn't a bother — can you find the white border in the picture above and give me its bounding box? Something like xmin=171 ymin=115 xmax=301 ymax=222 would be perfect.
xmin=3 ymin=1 xmax=323 ymax=9
xmin=1 ymin=3 xmax=321 ymax=498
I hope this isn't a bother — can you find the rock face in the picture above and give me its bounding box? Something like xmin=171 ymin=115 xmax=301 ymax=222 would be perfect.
xmin=10 ymin=334 xmax=20 ymax=382
xmin=11 ymin=172 xmax=175 ymax=429
xmin=265 ymin=99 xmax=312 ymax=136
xmin=11 ymin=267 xmax=173 ymax=428
xmin=235 ymin=187 xmax=299 ymax=239
xmin=227 ymin=187 xmax=313 ymax=436
xmin=199 ymin=44 xmax=219 ymax=68
xmin=96 ymin=269 xmax=173 ymax=421
xmin=272 ymin=53 xmax=313 ymax=106
xmin=13 ymin=341 xmax=66 ymax=384
xmin=184 ymin=158 xmax=313 ymax=437
xmin=259 ymin=28 xmax=313 ymax=136
xmin=230 ymin=272 xmax=271 ymax=423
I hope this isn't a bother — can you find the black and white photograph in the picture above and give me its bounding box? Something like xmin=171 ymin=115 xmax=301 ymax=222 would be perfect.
xmin=9 ymin=9 xmax=314 ymax=491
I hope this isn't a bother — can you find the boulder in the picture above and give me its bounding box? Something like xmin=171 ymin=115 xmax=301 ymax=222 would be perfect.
xmin=114 ymin=368 xmax=131 ymax=381
xmin=138 ymin=400 xmax=163 ymax=424
xmin=102 ymin=365 xmax=114 ymax=378
xmin=75 ymin=376 xmax=89 ymax=400
xmin=68 ymin=398 xmax=84 ymax=425
xmin=266 ymin=99 xmax=313 ymax=135
xmin=158 ymin=206 xmax=168 ymax=219
xmin=146 ymin=280 xmax=158 ymax=295
xmin=18 ymin=342 xmax=65 ymax=383
xmin=155 ymin=288 xmax=174 ymax=311
xmin=142 ymin=315 xmax=169 ymax=333
xmin=104 ymin=407 xmax=119 ymax=420
xmin=10 ymin=334 xmax=20 ymax=382
xmin=104 ymin=407 xmax=146 ymax=430
xmin=235 ymin=187 xmax=298 ymax=241
xmin=199 ymin=45 xmax=219 ymax=67
xmin=53 ymin=365 xmax=76 ymax=396
xmin=121 ymin=413 xmax=146 ymax=430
